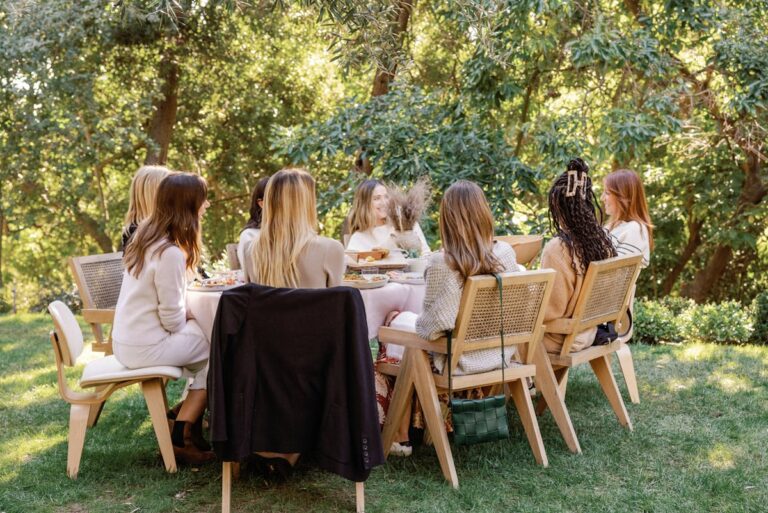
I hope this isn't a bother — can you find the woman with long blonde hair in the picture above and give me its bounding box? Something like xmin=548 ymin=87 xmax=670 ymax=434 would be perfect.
xmin=113 ymin=173 xmax=214 ymax=466
xmin=121 ymin=165 xmax=172 ymax=250
xmin=602 ymin=169 xmax=653 ymax=268
xmin=380 ymin=180 xmax=522 ymax=455
xmin=243 ymin=168 xmax=345 ymax=288
xmin=346 ymin=179 xmax=430 ymax=254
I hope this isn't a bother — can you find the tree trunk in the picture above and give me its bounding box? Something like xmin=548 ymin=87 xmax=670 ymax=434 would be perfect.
xmin=684 ymin=153 xmax=766 ymax=301
xmin=145 ymin=52 xmax=179 ymax=165
xmin=661 ymin=217 xmax=702 ymax=295
xmin=370 ymin=0 xmax=414 ymax=97
xmin=72 ymin=208 xmax=113 ymax=253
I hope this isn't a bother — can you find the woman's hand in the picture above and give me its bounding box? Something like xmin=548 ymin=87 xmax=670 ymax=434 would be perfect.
xmin=384 ymin=310 xmax=401 ymax=327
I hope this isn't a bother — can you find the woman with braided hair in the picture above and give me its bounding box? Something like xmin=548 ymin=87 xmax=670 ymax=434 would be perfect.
xmin=541 ymin=158 xmax=617 ymax=353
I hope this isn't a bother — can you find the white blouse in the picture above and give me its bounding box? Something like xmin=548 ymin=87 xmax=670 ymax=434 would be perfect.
xmin=609 ymin=220 xmax=650 ymax=268
xmin=347 ymin=222 xmax=430 ymax=255
xmin=237 ymin=228 xmax=260 ymax=268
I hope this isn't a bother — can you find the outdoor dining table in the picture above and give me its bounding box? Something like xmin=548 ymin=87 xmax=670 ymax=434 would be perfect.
xmin=187 ymin=281 xmax=426 ymax=342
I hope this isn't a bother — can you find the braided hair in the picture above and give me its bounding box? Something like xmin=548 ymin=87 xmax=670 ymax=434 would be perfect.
xmin=548 ymin=158 xmax=616 ymax=275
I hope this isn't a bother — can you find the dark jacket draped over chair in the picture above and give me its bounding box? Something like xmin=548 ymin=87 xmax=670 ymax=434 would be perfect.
xmin=207 ymin=283 xmax=384 ymax=482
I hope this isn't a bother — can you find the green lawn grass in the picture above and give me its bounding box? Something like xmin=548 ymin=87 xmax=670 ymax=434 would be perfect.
xmin=1 ymin=313 xmax=766 ymax=512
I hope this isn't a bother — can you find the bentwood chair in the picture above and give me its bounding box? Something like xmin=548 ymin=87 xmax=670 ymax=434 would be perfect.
xmin=48 ymin=301 xmax=182 ymax=478
xmin=378 ymin=270 xmax=581 ymax=488
xmin=536 ymin=254 xmax=642 ymax=430
xmin=495 ymin=235 xmax=544 ymax=268
xmin=68 ymin=252 xmax=124 ymax=354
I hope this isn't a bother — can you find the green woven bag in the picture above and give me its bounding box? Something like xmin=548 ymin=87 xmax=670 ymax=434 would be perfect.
xmin=448 ymin=273 xmax=510 ymax=446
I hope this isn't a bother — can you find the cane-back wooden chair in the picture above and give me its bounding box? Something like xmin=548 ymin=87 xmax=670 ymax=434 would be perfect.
xmin=495 ymin=235 xmax=544 ymax=268
xmin=48 ymin=301 xmax=182 ymax=478
xmin=536 ymin=254 xmax=642 ymax=430
xmin=378 ymin=270 xmax=581 ymax=488
xmin=68 ymin=252 xmax=124 ymax=354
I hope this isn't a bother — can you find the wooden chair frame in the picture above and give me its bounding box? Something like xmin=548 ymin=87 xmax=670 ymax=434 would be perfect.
xmin=48 ymin=306 xmax=177 ymax=479
xmin=378 ymin=270 xmax=581 ymax=488
xmin=68 ymin=252 xmax=124 ymax=354
xmin=537 ymin=254 xmax=643 ymax=430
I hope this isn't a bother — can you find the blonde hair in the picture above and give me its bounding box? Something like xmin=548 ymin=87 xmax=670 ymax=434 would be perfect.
xmin=250 ymin=168 xmax=318 ymax=288
xmin=123 ymin=173 xmax=207 ymax=278
xmin=123 ymin=165 xmax=172 ymax=236
xmin=439 ymin=180 xmax=502 ymax=280
xmin=348 ymin=179 xmax=385 ymax=233
xmin=604 ymin=169 xmax=654 ymax=251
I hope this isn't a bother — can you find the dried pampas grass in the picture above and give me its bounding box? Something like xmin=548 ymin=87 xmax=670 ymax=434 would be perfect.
xmin=387 ymin=176 xmax=432 ymax=232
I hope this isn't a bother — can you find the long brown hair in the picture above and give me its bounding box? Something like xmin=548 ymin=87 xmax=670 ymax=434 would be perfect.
xmin=604 ymin=169 xmax=654 ymax=251
xmin=250 ymin=168 xmax=318 ymax=287
xmin=439 ymin=180 xmax=503 ymax=280
xmin=348 ymin=179 xmax=385 ymax=233
xmin=243 ymin=176 xmax=270 ymax=232
xmin=124 ymin=173 xmax=208 ymax=277
xmin=548 ymin=158 xmax=616 ymax=274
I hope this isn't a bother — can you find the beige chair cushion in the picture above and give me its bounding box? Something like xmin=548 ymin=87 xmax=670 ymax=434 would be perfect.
xmin=80 ymin=355 xmax=183 ymax=387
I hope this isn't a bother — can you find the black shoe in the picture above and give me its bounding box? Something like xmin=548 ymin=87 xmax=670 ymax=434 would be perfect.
xmin=250 ymin=455 xmax=295 ymax=482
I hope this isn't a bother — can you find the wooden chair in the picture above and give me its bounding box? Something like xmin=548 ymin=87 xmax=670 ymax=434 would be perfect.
xmin=536 ymin=254 xmax=643 ymax=430
xmin=68 ymin=252 xmax=124 ymax=354
xmin=378 ymin=270 xmax=568 ymax=488
xmin=495 ymin=235 xmax=544 ymax=267
xmin=225 ymin=243 xmax=241 ymax=271
xmin=47 ymin=301 xmax=182 ymax=478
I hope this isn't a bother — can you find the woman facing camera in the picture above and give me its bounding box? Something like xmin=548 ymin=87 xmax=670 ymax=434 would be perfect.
xmin=237 ymin=176 xmax=269 ymax=268
xmin=602 ymin=169 xmax=653 ymax=268
xmin=113 ymin=173 xmax=214 ymax=465
xmin=381 ymin=180 xmax=523 ymax=455
xmin=120 ymin=165 xmax=172 ymax=251
xmin=346 ymin=179 xmax=430 ymax=254
xmin=541 ymin=158 xmax=617 ymax=354
xmin=243 ymin=168 xmax=345 ymax=288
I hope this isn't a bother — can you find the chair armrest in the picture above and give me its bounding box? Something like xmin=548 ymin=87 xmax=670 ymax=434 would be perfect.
xmin=377 ymin=327 xmax=448 ymax=354
xmin=82 ymin=308 xmax=115 ymax=324
xmin=545 ymin=318 xmax=576 ymax=335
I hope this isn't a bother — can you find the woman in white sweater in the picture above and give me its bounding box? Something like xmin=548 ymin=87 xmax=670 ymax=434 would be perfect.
xmin=602 ymin=169 xmax=653 ymax=268
xmin=236 ymin=176 xmax=269 ymax=268
xmin=113 ymin=173 xmax=214 ymax=466
xmin=346 ymin=179 xmax=430 ymax=254
xmin=380 ymin=180 xmax=523 ymax=455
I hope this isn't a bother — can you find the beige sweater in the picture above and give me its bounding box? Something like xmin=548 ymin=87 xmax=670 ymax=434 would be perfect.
xmin=417 ymin=241 xmax=523 ymax=375
xmin=540 ymin=237 xmax=597 ymax=354
xmin=242 ymin=234 xmax=345 ymax=288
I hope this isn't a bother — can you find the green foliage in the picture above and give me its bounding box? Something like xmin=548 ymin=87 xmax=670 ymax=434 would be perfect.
xmin=635 ymin=298 xmax=754 ymax=346
xmin=749 ymin=291 xmax=768 ymax=345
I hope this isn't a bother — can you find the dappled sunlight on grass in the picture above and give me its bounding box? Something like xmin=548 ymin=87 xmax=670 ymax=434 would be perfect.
xmin=664 ymin=377 xmax=697 ymax=393
xmin=677 ymin=343 xmax=719 ymax=362
xmin=707 ymin=371 xmax=754 ymax=394
xmin=706 ymin=444 xmax=737 ymax=470
xmin=0 ymin=365 xmax=58 ymax=389
xmin=0 ymin=430 xmax=67 ymax=475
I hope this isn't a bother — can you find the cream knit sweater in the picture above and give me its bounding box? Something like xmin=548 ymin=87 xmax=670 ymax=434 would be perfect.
xmin=416 ymin=241 xmax=523 ymax=375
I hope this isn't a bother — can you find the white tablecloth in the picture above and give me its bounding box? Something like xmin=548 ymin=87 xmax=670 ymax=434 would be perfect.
xmin=186 ymin=282 xmax=426 ymax=342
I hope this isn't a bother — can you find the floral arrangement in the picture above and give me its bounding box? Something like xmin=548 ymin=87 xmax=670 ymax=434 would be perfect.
xmin=386 ymin=176 xmax=432 ymax=257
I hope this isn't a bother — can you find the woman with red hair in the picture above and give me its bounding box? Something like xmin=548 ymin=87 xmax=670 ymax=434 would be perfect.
xmin=602 ymin=169 xmax=653 ymax=268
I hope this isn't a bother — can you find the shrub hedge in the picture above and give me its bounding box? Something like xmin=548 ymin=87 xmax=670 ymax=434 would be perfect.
xmin=633 ymin=297 xmax=758 ymax=345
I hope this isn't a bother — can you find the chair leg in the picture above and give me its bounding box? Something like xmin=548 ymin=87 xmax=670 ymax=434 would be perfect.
xmin=141 ymin=379 xmax=177 ymax=473
xmin=87 ymin=399 xmax=106 ymax=428
xmin=590 ymin=355 xmax=633 ymax=430
xmin=556 ymin=368 xmax=570 ymax=398
xmin=356 ymin=482 xmax=365 ymax=513
xmin=411 ymin=350 xmax=458 ymax=488
xmin=67 ymin=403 xmax=90 ymax=479
xmin=616 ymin=344 xmax=640 ymax=404
xmin=532 ymin=346 xmax=581 ymax=454
xmin=222 ymin=461 xmax=232 ymax=513
xmin=508 ymin=379 xmax=548 ymax=467
xmin=381 ymin=352 xmax=415 ymax=458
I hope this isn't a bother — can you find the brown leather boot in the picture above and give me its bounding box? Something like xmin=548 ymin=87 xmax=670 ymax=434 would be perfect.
xmin=169 ymin=420 xmax=216 ymax=466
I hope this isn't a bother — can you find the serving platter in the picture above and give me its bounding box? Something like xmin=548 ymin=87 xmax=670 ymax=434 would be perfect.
xmin=342 ymin=274 xmax=390 ymax=289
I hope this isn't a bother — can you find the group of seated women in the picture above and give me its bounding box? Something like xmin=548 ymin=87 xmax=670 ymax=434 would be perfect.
xmin=110 ymin=158 xmax=652 ymax=467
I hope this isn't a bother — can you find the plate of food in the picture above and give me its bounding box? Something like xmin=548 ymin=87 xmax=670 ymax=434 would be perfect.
xmin=345 ymin=247 xmax=390 ymax=263
xmin=188 ymin=276 xmax=243 ymax=292
xmin=387 ymin=271 xmax=426 ymax=285
xmin=342 ymin=273 xmax=390 ymax=289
